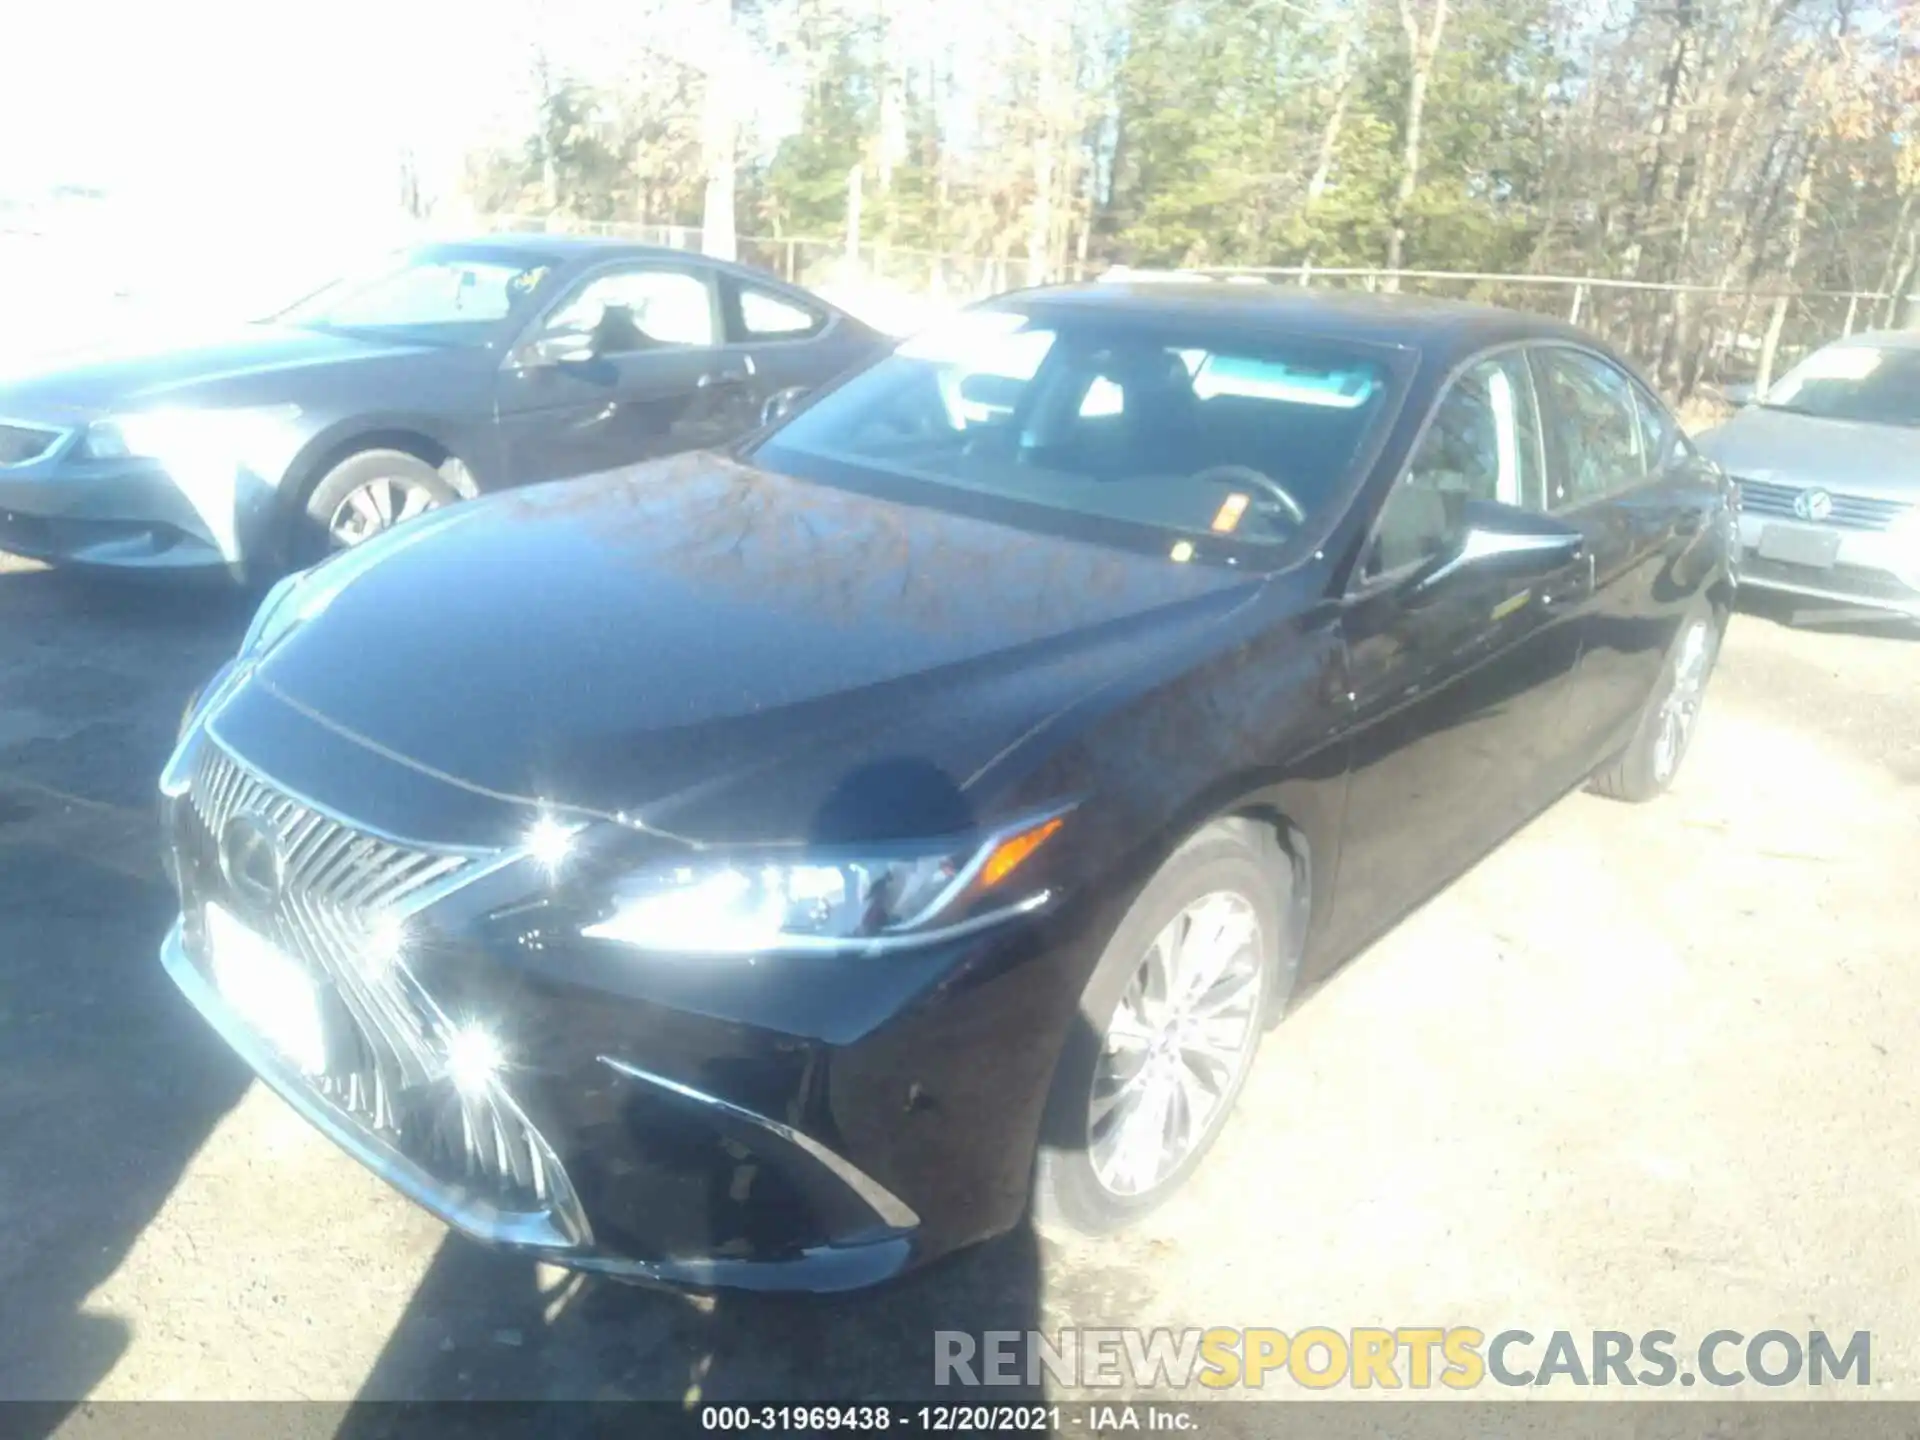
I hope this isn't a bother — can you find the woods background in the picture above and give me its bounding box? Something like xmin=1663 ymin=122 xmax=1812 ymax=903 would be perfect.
xmin=458 ymin=0 xmax=1920 ymax=398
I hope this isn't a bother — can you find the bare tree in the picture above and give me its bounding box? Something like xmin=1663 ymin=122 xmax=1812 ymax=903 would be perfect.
xmin=1384 ymin=0 xmax=1450 ymax=283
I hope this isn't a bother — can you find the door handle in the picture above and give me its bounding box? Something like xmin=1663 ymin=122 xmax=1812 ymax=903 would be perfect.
xmin=1540 ymin=550 xmax=1595 ymax=608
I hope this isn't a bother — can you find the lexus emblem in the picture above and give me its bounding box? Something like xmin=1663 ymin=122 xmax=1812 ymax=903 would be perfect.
xmin=1792 ymin=487 xmax=1834 ymax=522
xmin=220 ymin=807 xmax=286 ymax=912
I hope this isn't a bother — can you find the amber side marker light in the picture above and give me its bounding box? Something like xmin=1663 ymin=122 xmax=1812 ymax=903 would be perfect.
xmin=978 ymin=816 xmax=1066 ymax=891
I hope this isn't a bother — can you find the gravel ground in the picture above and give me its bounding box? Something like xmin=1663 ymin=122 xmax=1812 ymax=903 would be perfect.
xmin=0 ymin=551 xmax=1915 ymax=1409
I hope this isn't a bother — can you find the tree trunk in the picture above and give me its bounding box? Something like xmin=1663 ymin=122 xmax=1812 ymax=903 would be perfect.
xmin=1870 ymin=193 xmax=1918 ymax=325
xmin=533 ymin=52 xmax=560 ymax=213
xmin=698 ymin=0 xmax=738 ymax=260
xmin=1307 ymin=8 xmax=1364 ymax=203
xmin=1894 ymin=233 xmax=1920 ymax=327
xmin=1619 ymin=1 xmax=1695 ymax=286
xmin=1384 ymin=0 xmax=1450 ymax=287
xmin=1756 ymin=150 xmax=1816 ymax=394
xmin=1028 ymin=16 xmax=1058 ymax=286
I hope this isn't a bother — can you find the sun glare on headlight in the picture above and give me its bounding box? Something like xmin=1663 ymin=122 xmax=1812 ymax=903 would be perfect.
xmin=525 ymin=815 xmax=578 ymax=877
xmin=444 ymin=1024 xmax=505 ymax=1094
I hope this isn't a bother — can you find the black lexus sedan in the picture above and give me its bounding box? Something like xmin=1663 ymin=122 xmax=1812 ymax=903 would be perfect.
xmin=0 ymin=235 xmax=881 ymax=579
xmin=158 ymin=284 xmax=1736 ymax=1292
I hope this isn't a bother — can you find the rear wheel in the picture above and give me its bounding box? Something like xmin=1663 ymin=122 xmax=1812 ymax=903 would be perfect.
xmin=295 ymin=449 xmax=459 ymax=564
xmin=1032 ymin=824 xmax=1294 ymax=1235
xmin=1588 ymin=609 xmax=1721 ymax=802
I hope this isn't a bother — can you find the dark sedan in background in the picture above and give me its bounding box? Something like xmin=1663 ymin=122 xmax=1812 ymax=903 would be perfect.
xmin=0 ymin=236 xmax=883 ymax=579
xmin=159 ymin=284 xmax=1734 ymax=1292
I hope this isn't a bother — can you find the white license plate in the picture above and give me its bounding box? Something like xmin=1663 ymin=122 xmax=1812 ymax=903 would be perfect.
xmin=205 ymin=903 xmax=327 ymax=1075
xmin=1756 ymin=523 xmax=1841 ymax=570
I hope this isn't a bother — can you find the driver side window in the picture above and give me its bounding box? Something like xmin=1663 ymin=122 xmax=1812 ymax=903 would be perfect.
xmin=543 ymin=266 xmax=717 ymax=354
xmin=1365 ymin=354 xmax=1542 ymax=579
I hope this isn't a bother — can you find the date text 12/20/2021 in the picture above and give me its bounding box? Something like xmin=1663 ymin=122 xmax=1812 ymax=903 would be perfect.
xmin=699 ymin=1405 xmax=1198 ymax=1432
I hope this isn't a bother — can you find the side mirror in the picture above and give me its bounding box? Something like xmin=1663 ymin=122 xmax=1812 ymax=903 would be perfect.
xmin=1414 ymin=499 xmax=1585 ymax=595
xmin=761 ymin=385 xmax=810 ymax=427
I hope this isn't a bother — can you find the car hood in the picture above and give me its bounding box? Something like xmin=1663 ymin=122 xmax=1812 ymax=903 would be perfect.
xmin=241 ymin=453 xmax=1259 ymax=842
xmin=0 ymin=324 xmax=440 ymax=419
xmin=1695 ymin=406 xmax=1920 ymax=501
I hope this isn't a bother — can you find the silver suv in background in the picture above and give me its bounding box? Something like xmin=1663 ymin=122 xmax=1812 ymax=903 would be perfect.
xmin=1695 ymin=332 xmax=1920 ymax=621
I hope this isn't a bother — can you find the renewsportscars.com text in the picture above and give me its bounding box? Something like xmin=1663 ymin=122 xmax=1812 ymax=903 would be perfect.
xmin=933 ymin=1328 xmax=1872 ymax=1390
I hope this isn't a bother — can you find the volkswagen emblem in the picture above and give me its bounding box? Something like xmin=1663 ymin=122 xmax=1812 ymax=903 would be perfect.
xmin=220 ymin=807 xmax=286 ymax=912
xmin=1792 ymin=487 xmax=1834 ymax=522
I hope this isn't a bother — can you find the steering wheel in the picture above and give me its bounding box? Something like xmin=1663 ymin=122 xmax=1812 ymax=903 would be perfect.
xmin=1186 ymin=464 xmax=1307 ymax=527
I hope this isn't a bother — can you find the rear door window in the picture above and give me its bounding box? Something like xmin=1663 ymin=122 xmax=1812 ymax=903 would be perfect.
xmin=725 ymin=278 xmax=828 ymax=342
xmin=1531 ymin=347 xmax=1649 ymax=509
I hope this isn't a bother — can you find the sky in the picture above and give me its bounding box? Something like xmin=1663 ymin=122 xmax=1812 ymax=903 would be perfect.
xmin=0 ymin=0 xmax=818 ymax=345
xmin=0 ymin=0 xmax=545 ymax=216
xmin=0 ymin=0 xmax=821 ymax=219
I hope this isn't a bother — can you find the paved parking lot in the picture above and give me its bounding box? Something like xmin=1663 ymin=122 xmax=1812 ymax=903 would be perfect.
xmin=1 ymin=550 xmax=1916 ymax=1408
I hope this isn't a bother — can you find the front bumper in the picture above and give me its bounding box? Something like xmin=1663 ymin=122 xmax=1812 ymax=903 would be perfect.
xmin=0 ymin=434 xmax=261 ymax=573
xmin=158 ymin=727 xmax=1088 ymax=1292
xmin=1734 ymin=511 xmax=1920 ymax=618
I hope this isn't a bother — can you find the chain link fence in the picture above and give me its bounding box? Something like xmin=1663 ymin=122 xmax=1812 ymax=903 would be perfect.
xmin=483 ymin=214 xmax=1916 ymax=407
xmin=1179 ymin=265 xmax=1914 ymax=399
xmin=484 ymin=215 xmax=1067 ymax=291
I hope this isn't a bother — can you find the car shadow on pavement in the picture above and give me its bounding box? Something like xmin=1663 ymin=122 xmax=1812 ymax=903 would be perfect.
xmin=337 ymin=1221 xmax=1046 ymax=1408
xmin=0 ymin=564 xmax=255 ymax=1424
xmin=1734 ymin=587 xmax=1920 ymax=641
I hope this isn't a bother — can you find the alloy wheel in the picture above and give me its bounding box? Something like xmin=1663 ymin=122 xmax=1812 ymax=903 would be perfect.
xmin=1652 ymin=619 xmax=1713 ymax=784
xmin=1087 ymin=891 xmax=1265 ymax=1199
xmin=327 ymin=476 xmax=442 ymax=549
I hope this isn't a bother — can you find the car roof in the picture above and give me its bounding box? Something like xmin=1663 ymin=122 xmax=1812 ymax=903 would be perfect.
xmin=1829 ymin=328 xmax=1920 ymax=352
xmin=430 ymin=233 xmax=691 ymax=262
xmin=422 ymin=234 xmax=840 ymax=307
xmin=999 ymin=280 xmax=1599 ymax=365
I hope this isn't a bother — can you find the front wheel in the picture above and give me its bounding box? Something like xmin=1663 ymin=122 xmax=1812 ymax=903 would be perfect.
xmin=1588 ymin=609 xmax=1722 ymax=803
xmin=295 ymin=449 xmax=459 ymax=564
xmin=1032 ymin=824 xmax=1293 ymax=1235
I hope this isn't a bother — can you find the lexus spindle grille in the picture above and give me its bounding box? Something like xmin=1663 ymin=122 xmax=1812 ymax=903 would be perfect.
xmin=173 ymin=741 xmax=585 ymax=1239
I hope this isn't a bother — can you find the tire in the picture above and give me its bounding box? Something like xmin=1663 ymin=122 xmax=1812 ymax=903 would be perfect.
xmin=294 ymin=449 xmax=460 ymax=565
xmin=1032 ymin=823 xmax=1295 ymax=1236
xmin=1587 ymin=607 xmax=1722 ymax=803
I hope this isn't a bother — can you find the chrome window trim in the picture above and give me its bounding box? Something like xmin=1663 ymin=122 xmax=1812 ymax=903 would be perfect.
xmin=1345 ymin=338 xmax=1547 ymax=598
xmin=1526 ymin=342 xmax=1671 ymax=516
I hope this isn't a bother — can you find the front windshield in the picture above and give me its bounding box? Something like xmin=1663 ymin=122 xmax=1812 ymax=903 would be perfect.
xmin=276 ymin=249 xmax=555 ymax=342
xmin=752 ymin=307 xmax=1399 ymax=552
xmin=1762 ymin=344 xmax=1920 ymax=428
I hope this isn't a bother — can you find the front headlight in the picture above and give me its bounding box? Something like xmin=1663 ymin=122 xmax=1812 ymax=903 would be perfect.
xmin=581 ymin=810 xmax=1069 ymax=956
xmin=82 ymin=403 xmax=302 ymax=464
